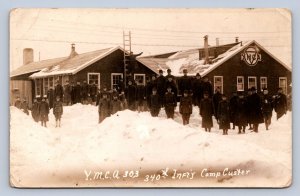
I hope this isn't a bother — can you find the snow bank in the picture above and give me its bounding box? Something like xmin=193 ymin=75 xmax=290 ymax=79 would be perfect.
xmin=10 ymin=104 xmax=292 ymax=187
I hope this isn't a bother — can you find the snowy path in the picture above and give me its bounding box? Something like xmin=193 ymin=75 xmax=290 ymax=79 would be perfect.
xmin=10 ymin=104 xmax=292 ymax=187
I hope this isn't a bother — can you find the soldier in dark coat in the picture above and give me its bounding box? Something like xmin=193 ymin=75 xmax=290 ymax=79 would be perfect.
xmin=98 ymin=93 xmax=111 ymax=123
xmin=54 ymin=80 xmax=64 ymax=100
xmin=39 ymin=97 xmax=49 ymax=127
xmin=149 ymin=88 xmax=161 ymax=117
xmin=201 ymin=76 xmax=213 ymax=98
xmin=74 ymin=82 xmax=82 ymax=104
xmin=261 ymin=88 xmax=273 ymax=130
xmin=245 ymin=89 xmax=254 ymax=130
xmin=136 ymin=80 xmax=146 ymax=112
xmin=165 ymin=77 xmax=178 ymax=97
xmin=14 ymin=97 xmax=22 ymax=109
xmin=274 ymin=87 xmax=287 ymax=120
xmin=165 ymin=69 xmax=175 ymax=81
xmin=248 ymin=87 xmax=264 ymax=132
xmin=200 ymin=92 xmax=214 ymax=132
xmin=96 ymin=85 xmax=111 ymax=106
xmin=53 ymin=96 xmax=63 ymax=127
xmin=110 ymin=94 xmax=122 ymax=115
xmin=47 ymin=88 xmax=54 ymax=109
xmin=63 ymin=81 xmax=72 ymax=106
xmin=145 ymin=75 xmax=157 ymax=110
xmin=89 ymin=81 xmax=98 ymax=104
xmin=235 ymin=92 xmax=247 ymax=134
xmin=126 ymin=80 xmax=137 ymax=111
xmin=229 ymin=91 xmax=239 ymax=129
xmin=81 ymin=80 xmax=89 ymax=104
xmin=178 ymin=69 xmax=192 ymax=96
xmin=21 ymin=98 xmax=29 ymax=115
xmin=217 ymin=94 xmax=231 ymax=135
xmin=117 ymin=79 xmax=125 ymax=94
xmin=70 ymin=81 xmax=76 ymax=105
xmin=212 ymin=87 xmax=222 ymax=121
xmin=31 ymin=98 xmax=40 ymax=122
xmin=156 ymin=69 xmax=166 ymax=107
xmin=164 ymin=86 xmax=177 ymax=119
xmin=179 ymin=90 xmax=193 ymax=125
xmin=192 ymin=73 xmax=203 ymax=106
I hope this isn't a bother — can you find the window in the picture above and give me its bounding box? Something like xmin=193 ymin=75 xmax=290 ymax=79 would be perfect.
xmin=248 ymin=76 xmax=257 ymax=90
xmin=214 ymin=76 xmax=223 ymax=93
xmin=134 ymin=74 xmax=146 ymax=85
xmin=237 ymin=76 xmax=244 ymax=91
xmin=35 ymin=79 xmax=42 ymax=97
xmin=111 ymin=73 xmax=123 ymax=90
xmin=260 ymin=77 xmax=267 ymax=91
xmin=43 ymin=78 xmax=49 ymax=95
xmin=279 ymin=77 xmax=287 ymax=95
xmin=88 ymin=73 xmax=100 ymax=89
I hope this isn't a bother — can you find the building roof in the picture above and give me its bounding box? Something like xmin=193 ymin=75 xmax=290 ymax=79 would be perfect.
xmin=138 ymin=40 xmax=292 ymax=77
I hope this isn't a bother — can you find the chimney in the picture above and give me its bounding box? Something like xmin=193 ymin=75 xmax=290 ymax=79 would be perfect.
xmin=216 ymin=38 xmax=219 ymax=46
xmin=69 ymin=43 xmax=78 ymax=58
xmin=235 ymin=37 xmax=239 ymax=43
xmin=204 ymin=35 xmax=209 ymax=64
xmin=23 ymin=48 xmax=34 ymax=65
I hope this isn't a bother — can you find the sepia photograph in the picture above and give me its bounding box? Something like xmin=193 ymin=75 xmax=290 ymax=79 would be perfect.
xmin=9 ymin=8 xmax=292 ymax=188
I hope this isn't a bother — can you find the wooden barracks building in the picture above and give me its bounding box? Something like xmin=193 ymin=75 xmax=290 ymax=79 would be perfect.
xmin=10 ymin=36 xmax=291 ymax=107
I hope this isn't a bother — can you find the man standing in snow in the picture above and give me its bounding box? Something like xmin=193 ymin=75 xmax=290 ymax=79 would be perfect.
xmin=156 ymin=69 xmax=166 ymax=107
xmin=229 ymin=91 xmax=239 ymax=130
xmin=200 ymin=92 xmax=214 ymax=132
xmin=74 ymin=82 xmax=82 ymax=104
xmin=179 ymin=90 xmax=193 ymax=125
xmin=261 ymin=88 xmax=273 ymax=130
xmin=149 ymin=88 xmax=161 ymax=117
xmin=178 ymin=69 xmax=192 ymax=96
xmin=192 ymin=73 xmax=203 ymax=106
xmin=217 ymin=94 xmax=231 ymax=135
xmin=212 ymin=87 xmax=222 ymax=121
xmin=248 ymin=87 xmax=264 ymax=133
xmin=21 ymin=98 xmax=29 ymax=115
xmin=274 ymin=87 xmax=287 ymax=120
xmin=145 ymin=75 xmax=157 ymax=110
xmin=81 ymin=80 xmax=89 ymax=104
xmin=63 ymin=80 xmax=72 ymax=106
xmin=98 ymin=93 xmax=111 ymax=123
xmin=53 ymin=96 xmax=63 ymax=128
xmin=164 ymin=86 xmax=177 ymax=119
xmin=136 ymin=80 xmax=146 ymax=112
xmin=126 ymin=80 xmax=137 ymax=111
xmin=201 ymin=76 xmax=213 ymax=98
xmin=31 ymin=98 xmax=40 ymax=122
xmin=54 ymin=80 xmax=64 ymax=101
xmin=47 ymin=87 xmax=54 ymax=109
xmin=14 ymin=97 xmax=22 ymax=109
xmin=39 ymin=96 xmax=49 ymax=127
xmin=110 ymin=94 xmax=122 ymax=115
xmin=235 ymin=91 xmax=247 ymax=134
xmin=165 ymin=76 xmax=178 ymax=98
xmin=89 ymin=81 xmax=98 ymax=105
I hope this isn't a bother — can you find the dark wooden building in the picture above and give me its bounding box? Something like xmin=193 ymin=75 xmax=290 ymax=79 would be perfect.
xmin=139 ymin=39 xmax=292 ymax=97
xmin=10 ymin=45 xmax=158 ymax=106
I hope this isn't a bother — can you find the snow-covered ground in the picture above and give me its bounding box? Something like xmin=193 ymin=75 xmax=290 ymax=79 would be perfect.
xmin=10 ymin=104 xmax=292 ymax=187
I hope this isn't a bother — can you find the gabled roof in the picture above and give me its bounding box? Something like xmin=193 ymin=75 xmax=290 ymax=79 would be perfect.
xmin=138 ymin=40 xmax=292 ymax=77
xmin=10 ymin=56 xmax=67 ymax=78
xmin=29 ymin=47 xmax=118 ymax=78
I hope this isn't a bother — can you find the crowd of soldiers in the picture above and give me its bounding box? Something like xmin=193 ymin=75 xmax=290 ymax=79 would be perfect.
xmin=14 ymin=69 xmax=289 ymax=134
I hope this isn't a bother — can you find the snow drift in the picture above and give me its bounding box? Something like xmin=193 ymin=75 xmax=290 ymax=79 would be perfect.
xmin=10 ymin=104 xmax=292 ymax=187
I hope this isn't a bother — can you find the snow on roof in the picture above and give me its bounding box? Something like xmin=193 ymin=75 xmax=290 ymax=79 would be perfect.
xmin=138 ymin=40 xmax=292 ymax=77
xmin=10 ymin=57 xmax=67 ymax=78
xmin=30 ymin=47 xmax=117 ymax=78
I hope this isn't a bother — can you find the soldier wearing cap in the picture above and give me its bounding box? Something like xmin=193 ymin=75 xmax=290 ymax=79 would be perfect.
xmin=192 ymin=73 xmax=203 ymax=106
xmin=149 ymin=87 xmax=161 ymax=117
xmin=200 ymin=91 xmax=214 ymax=132
xmin=235 ymin=91 xmax=247 ymax=134
xmin=156 ymin=69 xmax=166 ymax=107
xmin=201 ymin=76 xmax=213 ymax=98
xmin=178 ymin=69 xmax=192 ymax=96
xmin=165 ymin=68 xmax=175 ymax=81
xmin=248 ymin=87 xmax=263 ymax=132
xmin=164 ymin=86 xmax=177 ymax=119
xmin=54 ymin=79 xmax=64 ymax=101
xmin=274 ymin=87 xmax=287 ymax=120
xmin=261 ymin=88 xmax=273 ymax=130
xmin=179 ymin=90 xmax=193 ymax=125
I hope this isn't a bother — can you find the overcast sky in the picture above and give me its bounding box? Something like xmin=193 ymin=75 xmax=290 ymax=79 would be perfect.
xmin=10 ymin=8 xmax=291 ymax=71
